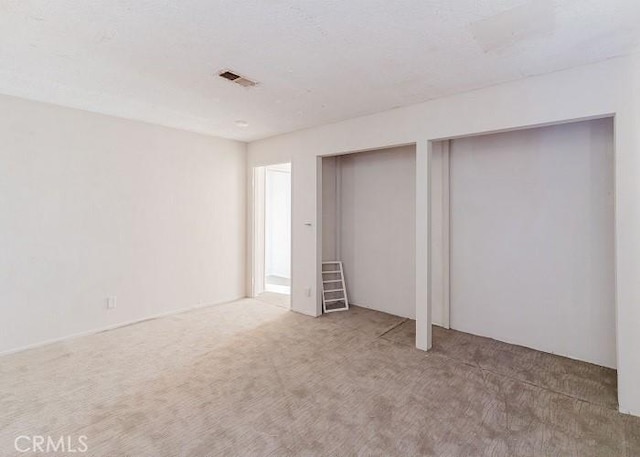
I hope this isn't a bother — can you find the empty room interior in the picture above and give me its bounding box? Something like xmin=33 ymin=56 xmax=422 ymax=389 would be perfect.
xmin=2 ymin=1 xmax=640 ymax=456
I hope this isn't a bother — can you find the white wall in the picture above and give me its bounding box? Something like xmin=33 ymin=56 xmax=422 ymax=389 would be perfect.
xmin=322 ymin=147 xmax=415 ymax=318
xmin=0 ymin=94 xmax=247 ymax=354
xmin=321 ymin=157 xmax=339 ymax=261
xmin=248 ymin=53 xmax=640 ymax=416
xmin=265 ymin=164 xmax=291 ymax=279
xmin=449 ymin=118 xmax=615 ymax=368
xmin=429 ymin=141 xmax=450 ymax=328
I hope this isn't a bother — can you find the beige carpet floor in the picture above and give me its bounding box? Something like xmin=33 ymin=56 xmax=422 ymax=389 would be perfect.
xmin=256 ymin=292 xmax=290 ymax=309
xmin=1 ymin=299 xmax=639 ymax=456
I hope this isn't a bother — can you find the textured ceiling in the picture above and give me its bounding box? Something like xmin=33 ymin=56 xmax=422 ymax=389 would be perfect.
xmin=1 ymin=0 xmax=639 ymax=141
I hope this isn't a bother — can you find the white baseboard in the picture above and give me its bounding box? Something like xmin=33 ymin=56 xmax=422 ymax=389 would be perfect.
xmin=0 ymin=296 xmax=247 ymax=357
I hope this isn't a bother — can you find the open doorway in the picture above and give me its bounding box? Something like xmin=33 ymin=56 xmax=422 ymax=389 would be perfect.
xmin=252 ymin=163 xmax=291 ymax=308
xmin=265 ymin=163 xmax=291 ymax=295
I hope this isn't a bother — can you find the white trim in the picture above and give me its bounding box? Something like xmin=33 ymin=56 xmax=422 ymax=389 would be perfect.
xmin=416 ymin=141 xmax=432 ymax=350
xmin=442 ymin=140 xmax=451 ymax=329
xmin=288 ymin=161 xmax=294 ymax=311
xmin=336 ymin=156 xmax=342 ymax=260
xmin=315 ymin=156 xmax=324 ymax=316
xmin=251 ymin=166 xmax=266 ymax=297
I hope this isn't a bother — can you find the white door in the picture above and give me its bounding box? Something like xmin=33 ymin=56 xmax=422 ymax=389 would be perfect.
xmin=449 ymin=118 xmax=615 ymax=368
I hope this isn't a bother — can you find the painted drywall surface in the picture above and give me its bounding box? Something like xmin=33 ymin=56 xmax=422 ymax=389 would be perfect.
xmin=2 ymin=1 xmax=639 ymax=141
xmin=265 ymin=166 xmax=291 ymax=279
xmin=614 ymin=52 xmax=640 ymax=416
xmin=248 ymin=54 xmax=640 ymax=415
xmin=449 ymin=119 xmax=615 ymax=368
xmin=321 ymin=157 xmax=338 ymax=261
xmin=248 ymin=56 xmax=625 ymax=317
xmin=322 ymin=147 xmax=416 ymax=318
xmin=415 ymin=142 xmax=431 ymax=350
xmin=0 ymin=94 xmax=246 ymax=354
xmin=429 ymin=142 xmax=448 ymax=328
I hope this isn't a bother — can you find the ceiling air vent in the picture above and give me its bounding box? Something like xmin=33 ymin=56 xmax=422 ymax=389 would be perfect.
xmin=218 ymin=70 xmax=257 ymax=87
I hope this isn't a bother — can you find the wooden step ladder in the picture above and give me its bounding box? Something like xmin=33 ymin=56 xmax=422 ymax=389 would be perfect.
xmin=321 ymin=261 xmax=349 ymax=313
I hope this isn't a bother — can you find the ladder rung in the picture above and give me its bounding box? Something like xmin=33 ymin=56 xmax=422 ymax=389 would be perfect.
xmin=322 ymin=260 xmax=348 ymax=313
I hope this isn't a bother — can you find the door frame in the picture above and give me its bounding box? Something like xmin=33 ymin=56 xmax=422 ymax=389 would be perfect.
xmin=250 ymin=163 xmax=292 ymax=298
xmin=251 ymin=166 xmax=266 ymax=297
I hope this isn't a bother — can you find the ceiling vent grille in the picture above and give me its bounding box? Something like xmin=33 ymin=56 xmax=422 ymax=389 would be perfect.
xmin=218 ymin=70 xmax=257 ymax=87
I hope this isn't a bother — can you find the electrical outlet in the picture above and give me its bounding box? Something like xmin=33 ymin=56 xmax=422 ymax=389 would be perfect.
xmin=106 ymin=296 xmax=117 ymax=310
